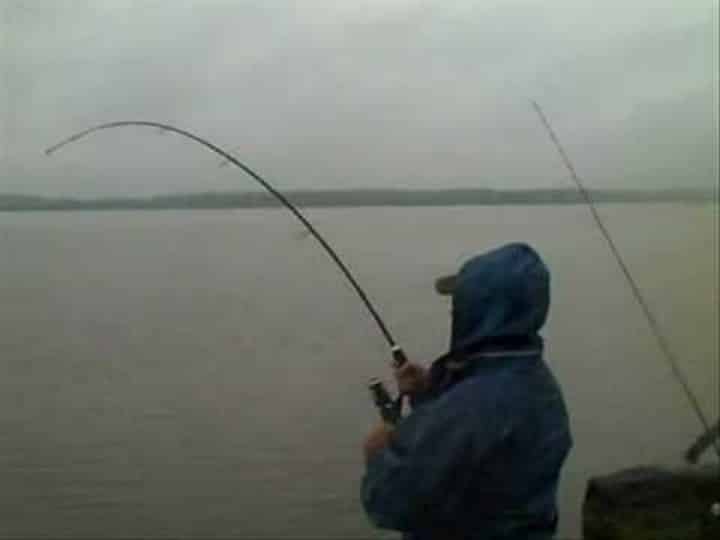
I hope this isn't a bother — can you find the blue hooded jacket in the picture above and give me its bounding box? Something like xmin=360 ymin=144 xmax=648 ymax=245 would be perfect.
xmin=361 ymin=243 xmax=572 ymax=540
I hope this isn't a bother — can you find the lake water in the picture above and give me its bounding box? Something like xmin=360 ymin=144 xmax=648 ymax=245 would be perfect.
xmin=1 ymin=205 xmax=717 ymax=538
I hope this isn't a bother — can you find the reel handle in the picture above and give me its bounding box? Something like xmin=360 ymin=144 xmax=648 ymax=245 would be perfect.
xmin=368 ymin=378 xmax=403 ymax=425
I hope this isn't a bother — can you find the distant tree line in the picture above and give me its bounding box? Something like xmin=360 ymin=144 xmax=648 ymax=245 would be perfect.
xmin=0 ymin=188 xmax=715 ymax=211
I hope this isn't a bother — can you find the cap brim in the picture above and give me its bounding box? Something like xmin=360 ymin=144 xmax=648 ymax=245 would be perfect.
xmin=434 ymin=274 xmax=457 ymax=295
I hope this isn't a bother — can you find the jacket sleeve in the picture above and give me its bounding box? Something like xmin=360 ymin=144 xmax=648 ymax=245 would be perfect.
xmin=360 ymin=386 xmax=505 ymax=531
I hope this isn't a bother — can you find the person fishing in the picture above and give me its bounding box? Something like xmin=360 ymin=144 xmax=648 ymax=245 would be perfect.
xmin=361 ymin=242 xmax=572 ymax=540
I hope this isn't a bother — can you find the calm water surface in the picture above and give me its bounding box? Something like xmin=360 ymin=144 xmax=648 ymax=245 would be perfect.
xmin=1 ymin=205 xmax=717 ymax=538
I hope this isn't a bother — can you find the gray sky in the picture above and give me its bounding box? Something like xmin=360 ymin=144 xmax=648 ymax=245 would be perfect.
xmin=2 ymin=0 xmax=717 ymax=197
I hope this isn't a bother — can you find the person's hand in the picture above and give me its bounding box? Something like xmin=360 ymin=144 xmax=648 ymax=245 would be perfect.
xmin=363 ymin=422 xmax=394 ymax=460
xmin=394 ymin=361 xmax=429 ymax=396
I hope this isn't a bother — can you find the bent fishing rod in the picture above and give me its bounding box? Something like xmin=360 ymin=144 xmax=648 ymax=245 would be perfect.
xmin=531 ymin=101 xmax=720 ymax=461
xmin=45 ymin=121 xmax=406 ymax=424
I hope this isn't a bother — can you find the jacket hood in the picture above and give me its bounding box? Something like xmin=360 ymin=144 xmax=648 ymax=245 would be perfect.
xmin=449 ymin=243 xmax=550 ymax=354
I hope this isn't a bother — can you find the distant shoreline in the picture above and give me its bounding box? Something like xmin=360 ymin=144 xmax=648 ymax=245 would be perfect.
xmin=0 ymin=188 xmax=715 ymax=211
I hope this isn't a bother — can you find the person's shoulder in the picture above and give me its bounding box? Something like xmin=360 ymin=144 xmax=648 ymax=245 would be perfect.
xmin=439 ymin=369 xmax=508 ymax=411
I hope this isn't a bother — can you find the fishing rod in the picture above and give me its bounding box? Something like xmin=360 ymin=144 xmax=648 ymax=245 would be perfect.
xmin=531 ymin=101 xmax=720 ymax=461
xmin=45 ymin=121 xmax=406 ymax=424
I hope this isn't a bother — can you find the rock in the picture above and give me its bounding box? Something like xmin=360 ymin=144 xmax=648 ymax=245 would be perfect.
xmin=583 ymin=465 xmax=720 ymax=540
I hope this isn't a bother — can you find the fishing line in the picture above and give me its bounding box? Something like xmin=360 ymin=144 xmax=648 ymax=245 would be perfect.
xmin=45 ymin=121 xmax=408 ymax=368
xmin=531 ymin=101 xmax=720 ymax=460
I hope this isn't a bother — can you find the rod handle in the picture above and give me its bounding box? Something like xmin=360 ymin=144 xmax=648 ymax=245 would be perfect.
xmin=391 ymin=345 xmax=408 ymax=368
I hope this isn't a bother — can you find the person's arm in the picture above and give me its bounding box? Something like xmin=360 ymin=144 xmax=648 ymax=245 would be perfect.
xmin=361 ymin=384 xmax=505 ymax=531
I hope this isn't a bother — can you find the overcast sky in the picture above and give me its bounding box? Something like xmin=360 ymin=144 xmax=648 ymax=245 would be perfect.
xmin=2 ymin=0 xmax=717 ymax=197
